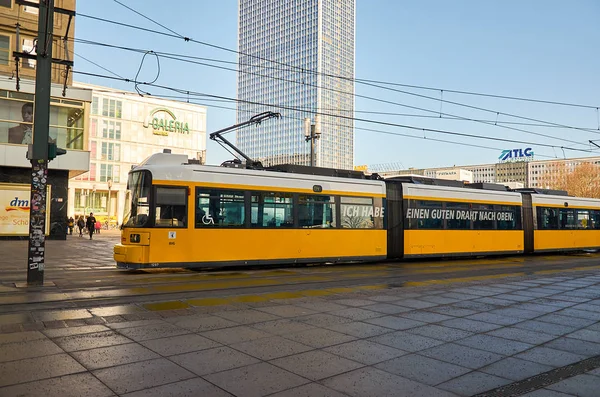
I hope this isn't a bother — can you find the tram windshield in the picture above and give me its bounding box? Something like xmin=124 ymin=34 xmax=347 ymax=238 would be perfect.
xmin=123 ymin=171 xmax=151 ymax=227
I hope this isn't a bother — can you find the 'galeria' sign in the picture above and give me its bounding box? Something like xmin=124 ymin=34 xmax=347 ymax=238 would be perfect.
xmin=143 ymin=108 xmax=190 ymax=136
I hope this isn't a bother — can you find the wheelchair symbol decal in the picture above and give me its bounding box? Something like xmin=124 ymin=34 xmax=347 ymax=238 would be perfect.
xmin=202 ymin=213 xmax=214 ymax=225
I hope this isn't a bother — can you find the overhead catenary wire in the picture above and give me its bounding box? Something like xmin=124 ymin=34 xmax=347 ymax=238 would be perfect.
xmin=68 ymin=38 xmax=598 ymax=148
xmin=77 ymin=11 xmax=600 ymax=137
xmin=71 ymin=69 xmax=595 ymax=156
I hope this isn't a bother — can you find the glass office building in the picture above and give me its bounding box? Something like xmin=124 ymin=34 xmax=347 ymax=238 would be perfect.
xmin=237 ymin=0 xmax=355 ymax=169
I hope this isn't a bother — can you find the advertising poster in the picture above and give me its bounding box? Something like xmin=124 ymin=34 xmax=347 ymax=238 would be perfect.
xmin=0 ymin=183 xmax=50 ymax=236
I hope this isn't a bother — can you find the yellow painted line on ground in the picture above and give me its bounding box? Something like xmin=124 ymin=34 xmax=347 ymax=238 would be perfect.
xmin=230 ymin=295 xmax=270 ymax=303
xmin=260 ymin=291 xmax=305 ymax=300
xmin=300 ymin=289 xmax=336 ymax=297
xmin=324 ymin=287 xmax=358 ymax=294
xmin=143 ymin=301 xmax=190 ymax=311
xmin=186 ymin=297 xmax=232 ymax=306
xmin=356 ymin=285 xmax=387 ymax=291
xmin=534 ymin=265 xmax=600 ymax=275
xmin=411 ymin=264 xmax=523 ymax=275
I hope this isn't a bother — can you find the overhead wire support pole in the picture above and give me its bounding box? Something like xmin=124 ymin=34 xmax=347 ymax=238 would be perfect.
xmin=209 ymin=111 xmax=281 ymax=169
xmin=26 ymin=0 xmax=54 ymax=285
xmin=590 ymin=140 xmax=600 ymax=149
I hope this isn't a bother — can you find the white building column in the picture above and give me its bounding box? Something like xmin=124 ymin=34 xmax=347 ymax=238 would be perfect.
xmin=67 ymin=186 xmax=76 ymax=218
xmin=117 ymin=188 xmax=125 ymax=225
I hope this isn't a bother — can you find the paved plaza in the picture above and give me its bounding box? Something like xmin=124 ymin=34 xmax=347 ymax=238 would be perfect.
xmin=1 ymin=269 xmax=600 ymax=396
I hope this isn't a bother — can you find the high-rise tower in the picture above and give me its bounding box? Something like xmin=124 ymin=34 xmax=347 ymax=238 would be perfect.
xmin=237 ymin=0 xmax=355 ymax=169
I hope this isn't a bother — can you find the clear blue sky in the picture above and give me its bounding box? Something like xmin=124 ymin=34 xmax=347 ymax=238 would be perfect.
xmin=74 ymin=0 xmax=600 ymax=169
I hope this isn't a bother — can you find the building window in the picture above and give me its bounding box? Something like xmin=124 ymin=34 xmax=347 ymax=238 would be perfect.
xmin=23 ymin=0 xmax=38 ymax=14
xmin=91 ymin=97 xmax=99 ymax=115
xmin=0 ymin=35 xmax=9 ymax=65
xmin=0 ymin=0 xmax=11 ymax=8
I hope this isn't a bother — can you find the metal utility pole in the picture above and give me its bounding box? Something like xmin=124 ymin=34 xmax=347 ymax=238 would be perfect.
xmin=26 ymin=0 xmax=54 ymax=285
xmin=304 ymin=117 xmax=321 ymax=167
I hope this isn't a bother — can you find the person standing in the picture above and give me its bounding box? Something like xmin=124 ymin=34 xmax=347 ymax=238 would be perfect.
xmin=86 ymin=212 xmax=96 ymax=240
xmin=95 ymin=219 xmax=101 ymax=234
xmin=67 ymin=216 xmax=74 ymax=235
xmin=77 ymin=216 xmax=85 ymax=237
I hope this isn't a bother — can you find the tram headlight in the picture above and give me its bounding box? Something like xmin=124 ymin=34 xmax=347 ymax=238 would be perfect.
xmin=130 ymin=234 xmax=141 ymax=243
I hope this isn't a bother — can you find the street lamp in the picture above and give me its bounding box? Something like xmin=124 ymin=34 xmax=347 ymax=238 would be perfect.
xmin=107 ymin=178 xmax=113 ymax=226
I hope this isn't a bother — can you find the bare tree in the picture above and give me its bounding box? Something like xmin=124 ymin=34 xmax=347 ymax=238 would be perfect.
xmin=538 ymin=162 xmax=600 ymax=198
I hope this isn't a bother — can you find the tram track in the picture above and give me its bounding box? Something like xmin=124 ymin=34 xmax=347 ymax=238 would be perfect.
xmin=0 ymin=253 xmax=598 ymax=314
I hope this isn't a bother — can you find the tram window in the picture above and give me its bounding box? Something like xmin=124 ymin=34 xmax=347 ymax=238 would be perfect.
xmin=299 ymin=195 xmax=336 ymax=228
xmin=473 ymin=204 xmax=495 ymax=230
xmin=251 ymin=192 xmax=294 ymax=228
xmin=446 ymin=202 xmax=470 ymax=230
xmin=124 ymin=171 xmax=151 ymax=228
xmin=341 ymin=196 xmax=373 ymax=228
xmin=154 ymin=187 xmax=187 ymax=227
xmin=195 ymin=188 xmax=245 ymax=227
xmin=496 ymin=205 xmax=520 ymax=230
xmin=405 ymin=200 xmax=442 ymax=229
xmin=538 ymin=207 xmax=559 ymax=229
xmin=559 ymin=208 xmax=577 ymax=229
xmin=577 ymin=210 xmax=590 ymax=229
xmin=591 ymin=210 xmax=600 ymax=229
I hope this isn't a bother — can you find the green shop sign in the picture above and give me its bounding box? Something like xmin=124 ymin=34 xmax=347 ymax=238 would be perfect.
xmin=143 ymin=107 xmax=190 ymax=136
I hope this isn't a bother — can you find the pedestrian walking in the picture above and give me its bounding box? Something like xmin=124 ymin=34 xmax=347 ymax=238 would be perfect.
xmin=67 ymin=216 xmax=74 ymax=235
xmin=86 ymin=212 xmax=96 ymax=240
xmin=77 ymin=216 xmax=85 ymax=237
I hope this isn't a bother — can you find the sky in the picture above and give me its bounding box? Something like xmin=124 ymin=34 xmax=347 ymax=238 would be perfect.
xmin=74 ymin=0 xmax=600 ymax=170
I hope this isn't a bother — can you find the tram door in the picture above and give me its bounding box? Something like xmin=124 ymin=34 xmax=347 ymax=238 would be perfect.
xmin=385 ymin=182 xmax=404 ymax=259
xmin=522 ymin=193 xmax=534 ymax=254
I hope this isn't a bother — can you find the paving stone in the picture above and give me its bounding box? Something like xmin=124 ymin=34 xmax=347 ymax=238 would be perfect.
xmin=366 ymin=295 xmax=402 ymax=302
xmin=324 ymin=321 xmax=393 ymax=338
xmin=544 ymin=337 xmax=600 ymax=356
xmin=520 ymin=389 xmax=575 ymax=397
xmin=391 ymin=299 xmax=438 ymax=309
xmin=370 ymin=330 xmax=445 ymax=352
xmin=115 ymin=322 xmax=190 ymax=342
xmin=251 ymin=319 xmax=316 ymax=335
xmin=361 ymin=303 xmax=413 ymax=314
xmin=213 ymin=309 xmax=281 ymax=324
xmin=455 ymin=334 xmax=534 ymax=355
xmin=171 ymin=315 xmax=239 ymax=332
xmin=398 ymin=311 xmax=454 ymax=323
xmin=441 ymin=292 xmax=484 ymax=301
xmin=53 ymin=330 xmax=132 ymax=352
xmin=480 ymin=357 xmax=553 ymax=381
xmin=452 ymin=301 xmax=501 ymax=311
xmin=375 ymin=353 xmax=471 ymax=386
xmin=512 ymin=303 xmax=562 ymax=314
xmin=418 ymin=295 xmax=460 ymax=305
xmin=474 ymin=297 xmax=517 ymax=307
xmin=294 ymin=313 xmax=352 ymax=327
xmin=440 ymin=318 xmax=502 ymax=333
xmin=43 ymin=325 xmax=110 ymax=338
xmin=0 ymin=330 xmax=45 ymax=345
xmin=513 ymin=320 xmax=578 ymax=336
xmin=271 ymin=350 xmax=364 ymax=380
xmin=283 ymin=327 xmax=356 ymax=348
xmin=0 ymin=372 xmax=114 ymax=397
xmin=493 ymin=294 xmax=534 ymax=303
xmin=268 ymin=383 xmax=348 ymax=397
xmin=328 ymin=307 xmax=384 ymax=321
xmin=197 ymin=325 xmax=269 ymax=345
xmin=0 ymin=312 xmax=34 ymax=326
xmin=20 ymin=322 xmax=44 ymax=331
xmin=204 ymin=362 xmax=309 ymax=397
xmin=322 ymin=366 xmax=457 ymax=397
xmin=71 ymin=342 xmax=159 ymax=370
xmin=334 ymin=298 xmax=377 ymax=307
xmin=120 ymin=377 xmax=232 ymax=397
xmin=536 ymin=313 xmax=597 ymax=328
xmin=254 ymin=305 xmax=318 ymax=318
xmin=489 ymin=307 xmax=541 ymax=319
xmin=365 ymin=315 xmax=426 ymax=330
xmin=437 ymin=370 xmax=512 ymax=396
xmin=0 ymin=337 xmax=63 ymax=363
xmin=572 ymin=303 xmax=600 ymax=313
xmin=420 ymin=343 xmax=505 ymax=369
xmin=324 ymin=339 xmax=406 ymax=365
xmin=33 ymin=309 xmax=92 ymax=322
xmin=293 ymin=301 xmax=348 ymax=312
xmin=487 ymin=327 xmax=556 ymax=344
xmin=565 ymin=328 xmax=600 ymax=343
xmin=139 ymin=333 xmax=220 ymax=356
xmin=558 ymin=308 xmax=600 ymax=321
xmin=170 ymin=346 xmax=259 ymax=375
xmin=106 ymin=319 xmax=165 ymax=329
xmin=405 ymin=324 xmax=474 ymax=342
xmin=547 ymin=374 xmax=600 ymax=397
xmin=465 ymin=312 xmax=523 ymax=326
xmin=93 ymin=358 xmax=195 ymax=395
xmin=515 ymin=346 xmax=587 ymax=367
xmin=530 ymin=299 xmax=577 ymax=309
xmin=0 ymin=353 xmax=86 ymax=387
xmin=231 ymin=335 xmax=313 ymax=360
xmin=428 ymin=306 xmax=478 ymax=317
